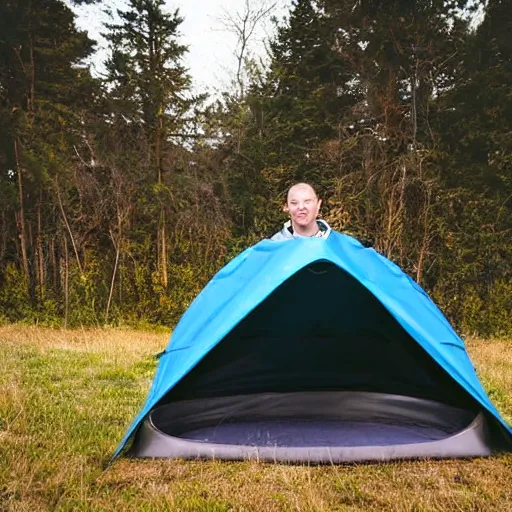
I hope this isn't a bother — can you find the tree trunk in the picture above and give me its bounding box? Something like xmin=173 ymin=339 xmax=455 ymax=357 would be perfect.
xmin=105 ymin=242 xmax=120 ymax=323
xmin=63 ymin=234 xmax=69 ymax=328
xmin=36 ymin=195 xmax=44 ymax=301
xmin=55 ymin=179 xmax=83 ymax=275
xmin=160 ymin=209 xmax=168 ymax=288
xmin=105 ymin=210 xmax=123 ymax=322
xmin=14 ymin=137 xmax=30 ymax=288
xmin=0 ymin=211 xmax=7 ymax=264
xmin=50 ymin=237 xmax=59 ymax=292
xmin=416 ymin=187 xmax=432 ymax=284
xmin=156 ymin=114 xmax=168 ymax=288
xmin=28 ymin=31 xmax=36 ymax=115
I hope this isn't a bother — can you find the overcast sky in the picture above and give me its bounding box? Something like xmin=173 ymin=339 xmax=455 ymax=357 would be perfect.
xmin=71 ymin=0 xmax=291 ymax=95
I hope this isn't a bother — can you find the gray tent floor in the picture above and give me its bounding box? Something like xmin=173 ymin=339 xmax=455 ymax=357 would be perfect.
xmin=130 ymin=391 xmax=493 ymax=462
xmin=182 ymin=419 xmax=452 ymax=447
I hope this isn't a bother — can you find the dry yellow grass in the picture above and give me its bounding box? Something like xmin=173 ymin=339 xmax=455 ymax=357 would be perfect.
xmin=466 ymin=338 xmax=512 ymax=425
xmin=0 ymin=326 xmax=511 ymax=512
xmin=0 ymin=324 xmax=167 ymax=354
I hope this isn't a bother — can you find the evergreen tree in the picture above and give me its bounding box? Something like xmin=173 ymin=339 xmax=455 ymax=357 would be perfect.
xmin=100 ymin=0 xmax=225 ymax=323
xmin=103 ymin=0 xmax=195 ymax=291
xmin=104 ymin=0 xmax=193 ymax=181
xmin=430 ymin=0 xmax=512 ymax=334
xmin=0 ymin=0 xmax=96 ymax=318
xmin=311 ymin=0 xmax=474 ymax=274
xmin=261 ymin=0 xmax=356 ymax=178
xmin=225 ymin=0 xmax=355 ymax=236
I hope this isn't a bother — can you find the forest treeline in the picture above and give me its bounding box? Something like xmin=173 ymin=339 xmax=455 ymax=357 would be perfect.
xmin=1 ymin=0 xmax=511 ymax=335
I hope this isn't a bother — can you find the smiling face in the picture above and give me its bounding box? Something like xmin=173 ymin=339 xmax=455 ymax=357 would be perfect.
xmin=285 ymin=183 xmax=322 ymax=236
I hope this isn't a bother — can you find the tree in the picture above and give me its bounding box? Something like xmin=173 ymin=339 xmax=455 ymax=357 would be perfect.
xmin=216 ymin=0 xmax=277 ymax=98
xmin=103 ymin=0 xmax=196 ymax=290
xmin=0 ymin=0 xmax=96 ymax=317
xmin=312 ymin=0 xmax=475 ymax=278
xmin=430 ymin=0 xmax=512 ymax=334
xmin=221 ymin=0 xmax=356 ymax=236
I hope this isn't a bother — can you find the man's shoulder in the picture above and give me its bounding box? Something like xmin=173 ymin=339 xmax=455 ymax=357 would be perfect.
xmin=270 ymin=221 xmax=294 ymax=241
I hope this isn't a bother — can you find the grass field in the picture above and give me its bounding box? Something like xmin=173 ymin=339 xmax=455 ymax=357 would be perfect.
xmin=1 ymin=325 xmax=511 ymax=511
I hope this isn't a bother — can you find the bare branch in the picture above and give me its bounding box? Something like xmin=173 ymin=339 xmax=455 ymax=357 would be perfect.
xmin=215 ymin=0 xmax=277 ymax=97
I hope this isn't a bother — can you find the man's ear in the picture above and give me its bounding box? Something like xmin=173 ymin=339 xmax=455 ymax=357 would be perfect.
xmin=283 ymin=204 xmax=289 ymax=213
xmin=317 ymin=199 xmax=322 ymax=212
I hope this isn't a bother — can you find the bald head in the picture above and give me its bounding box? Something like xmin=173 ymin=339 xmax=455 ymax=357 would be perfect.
xmin=286 ymin=183 xmax=318 ymax=202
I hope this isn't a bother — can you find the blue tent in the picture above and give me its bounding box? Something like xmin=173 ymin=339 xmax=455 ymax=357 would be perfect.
xmin=114 ymin=232 xmax=511 ymax=462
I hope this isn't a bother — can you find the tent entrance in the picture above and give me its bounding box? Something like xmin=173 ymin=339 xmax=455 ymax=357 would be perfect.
xmin=158 ymin=263 xmax=477 ymax=409
xmin=131 ymin=391 xmax=491 ymax=462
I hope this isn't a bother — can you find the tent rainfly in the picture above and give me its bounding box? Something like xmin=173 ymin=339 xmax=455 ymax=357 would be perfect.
xmin=114 ymin=233 xmax=512 ymax=463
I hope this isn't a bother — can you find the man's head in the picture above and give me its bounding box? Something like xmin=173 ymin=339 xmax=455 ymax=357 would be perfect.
xmin=284 ymin=183 xmax=322 ymax=236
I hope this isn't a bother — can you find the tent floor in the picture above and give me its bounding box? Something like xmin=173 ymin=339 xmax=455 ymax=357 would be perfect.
xmin=130 ymin=391 xmax=492 ymax=462
xmin=182 ymin=419 xmax=454 ymax=447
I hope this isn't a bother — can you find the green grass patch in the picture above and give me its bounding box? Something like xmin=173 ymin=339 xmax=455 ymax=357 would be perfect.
xmin=0 ymin=326 xmax=511 ymax=511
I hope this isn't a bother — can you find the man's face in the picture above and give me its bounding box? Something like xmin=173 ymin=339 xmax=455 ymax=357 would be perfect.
xmin=286 ymin=185 xmax=322 ymax=231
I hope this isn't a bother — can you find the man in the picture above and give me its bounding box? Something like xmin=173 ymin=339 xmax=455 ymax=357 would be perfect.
xmin=271 ymin=183 xmax=332 ymax=240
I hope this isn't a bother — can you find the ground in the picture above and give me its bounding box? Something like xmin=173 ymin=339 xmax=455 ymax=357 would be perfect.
xmin=0 ymin=325 xmax=511 ymax=511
